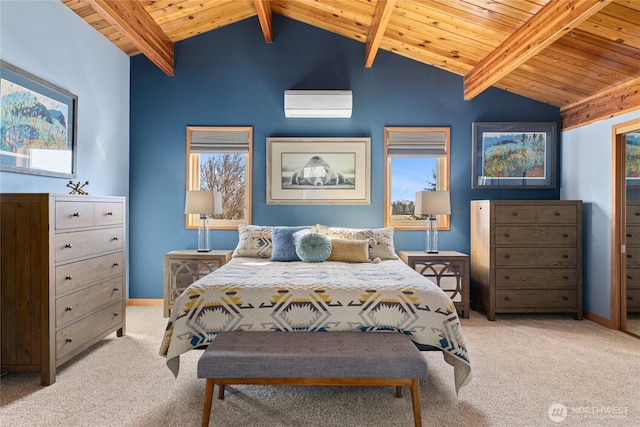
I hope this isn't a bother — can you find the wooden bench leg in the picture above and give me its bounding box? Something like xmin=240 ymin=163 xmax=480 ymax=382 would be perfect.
xmin=202 ymin=379 xmax=214 ymax=427
xmin=395 ymin=386 xmax=402 ymax=398
xmin=218 ymin=384 xmax=226 ymax=400
xmin=410 ymin=379 xmax=422 ymax=427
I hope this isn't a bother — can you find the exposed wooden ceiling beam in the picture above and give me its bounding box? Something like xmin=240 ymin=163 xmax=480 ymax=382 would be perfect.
xmin=364 ymin=0 xmax=396 ymax=68
xmin=561 ymin=77 xmax=640 ymax=131
xmin=254 ymin=0 xmax=273 ymax=43
xmin=463 ymin=0 xmax=613 ymax=101
xmin=86 ymin=0 xmax=174 ymax=76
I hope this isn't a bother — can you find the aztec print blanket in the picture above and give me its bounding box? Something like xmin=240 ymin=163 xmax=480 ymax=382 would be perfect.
xmin=160 ymin=257 xmax=471 ymax=394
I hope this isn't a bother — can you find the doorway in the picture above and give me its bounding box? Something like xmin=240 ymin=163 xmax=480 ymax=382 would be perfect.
xmin=613 ymin=118 xmax=640 ymax=338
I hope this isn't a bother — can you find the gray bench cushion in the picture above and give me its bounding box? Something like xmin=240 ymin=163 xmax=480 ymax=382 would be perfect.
xmin=197 ymin=331 xmax=428 ymax=379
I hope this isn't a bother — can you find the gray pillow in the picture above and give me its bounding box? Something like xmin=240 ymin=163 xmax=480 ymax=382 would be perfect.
xmin=270 ymin=226 xmax=310 ymax=262
xmin=295 ymin=233 xmax=332 ymax=263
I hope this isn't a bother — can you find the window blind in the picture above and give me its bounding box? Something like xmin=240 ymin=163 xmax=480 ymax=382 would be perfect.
xmin=189 ymin=128 xmax=251 ymax=153
xmin=387 ymin=129 xmax=447 ymax=157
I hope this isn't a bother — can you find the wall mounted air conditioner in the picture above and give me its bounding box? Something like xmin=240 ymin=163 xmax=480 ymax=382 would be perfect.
xmin=284 ymin=90 xmax=352 ymax=118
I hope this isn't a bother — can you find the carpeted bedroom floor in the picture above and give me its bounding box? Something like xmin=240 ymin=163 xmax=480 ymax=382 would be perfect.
xmin=1 ymin=306 xmax=639 ymax=427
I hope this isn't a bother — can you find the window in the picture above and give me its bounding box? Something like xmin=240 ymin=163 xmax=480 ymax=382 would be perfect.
xmin=186 ymin=126 xmax=252 ymax=229
xmin=384 ymin=127 xmax=450 ymax=230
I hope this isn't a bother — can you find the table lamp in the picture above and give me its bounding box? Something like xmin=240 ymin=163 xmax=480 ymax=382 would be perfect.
xmin=415 ymin=190 xmax=451 ymax=253
xmin=185 ymin=190 xmax=222 ymax=252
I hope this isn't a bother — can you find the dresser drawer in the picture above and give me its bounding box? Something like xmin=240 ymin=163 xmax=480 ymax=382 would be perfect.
xmin=494 ymin=206 xmax=534 ymax=224
xmin=495 ymin=268 xmax=577 ymax=288
xmin=627 ymin=226 xmax=640 ymax=245
xmin=56 ymin=300 xmax=123 ymax=360
xmin=495 ymin=226 xmax=577 ymax=246
xmin=627 ymin=246 xmax=640 ymax=268
xmin=495 ymin=247 xmax=577 ymax=266
xmin=55 ymin=228 xmax=124 ymax=262
xmin=495 ymin=289 xmax=577 ymax=309
xmin=56 ymin=277 xmax=123 ymax=328
xmin=626 ymin=268 xmax=640 ymax=287
xmin=56 ymin=201 xmax=94 ymax=229
xmin=534 ymin=205 xmax=577 ymax=224
xmin=628 ymin=288 xmax=640 ymax=309
xmin=56 ymin=252 xmax=123 ymax=295
xmin=94 ymin=202 xmax=123 ymax=226
xmin=627 ymin=204 xmax=640 ymax=224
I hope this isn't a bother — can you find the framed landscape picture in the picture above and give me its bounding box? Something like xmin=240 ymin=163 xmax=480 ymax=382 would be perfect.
xmin=627 ymin=131 xmax=640 ymax=188
xmin=472 ymin=122 xmax=556 ymax=189
xmin=1 ymin=60 xmax=78 ymax=178
xmin=267 ymin=137 xmax=370 ymax=204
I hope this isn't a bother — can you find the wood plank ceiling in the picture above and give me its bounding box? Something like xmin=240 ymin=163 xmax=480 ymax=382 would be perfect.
xmin=62 ymin=0 xmax=640 ymax=130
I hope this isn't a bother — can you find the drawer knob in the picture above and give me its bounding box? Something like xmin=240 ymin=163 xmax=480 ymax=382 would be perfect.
xmin=563 ymin=234 xmax=569 ymax=238
xmin=64 ymin=243 xmax=73 ymax=248
xmin=627 ymin=234 xmax=634 ymax=238
xmin=504 ymin=275 xmax=510 ymax=280
xmin=636 ymin=212 xmax=640 ymax=216
xmin=563 ymin=254 xmax=569 ymax=259
xmin=504 ymin=233 xmax=510 ymax=238
xmin=555 ymin=211 xmax=560 ymax=216
xmin=65 ymin=275 xmax=73 ymax=280
xmin=512 ymin=212 xmax=518 ymax=216
xmin=72 ymin=212 xmax=80 ymax=217
xmin=113 ymin=262 xmax=119 ymax=266
xmin=66 ymin=306 xmax=73 ymax=311
xmin=628 ymin=255 xmax=633 ymax=259
xmin=628 ymin=275 xmax=633 ymax=280
xmin=504 ymin=296 xmax=511 ymax=301
xmin=113 ymin=287 xmax=120 ymax=292
xmin=112 ymin=236 xmax=119 ymax=241
xmin=562 ymin=296 xmax=569 ymax=301
xmin=504 ymin=254 xmax=510 ymax=259
xmin=66 ymin=337 xmax=73 ymax=343
xmin=628 ymin=296 xmax=634 ymax=301
xmin=563 ymin=275 xmax=569 ymax=280
xmin=107 ymin=211 xmax=113 ymax=216
xmin=114 ymin=312 xmax=119 ymax=317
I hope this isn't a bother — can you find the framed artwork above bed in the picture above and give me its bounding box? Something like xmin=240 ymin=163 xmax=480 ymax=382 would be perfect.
xmin=266 ymin=137 xmax=371 ymax=205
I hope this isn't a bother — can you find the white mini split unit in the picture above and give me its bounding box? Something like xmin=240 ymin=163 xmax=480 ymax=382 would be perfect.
xmin=284 ymin=90 xmax=352 ymax=118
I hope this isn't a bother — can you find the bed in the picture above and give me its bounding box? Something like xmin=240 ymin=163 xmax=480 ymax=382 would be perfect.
xmin=160 ymin=225 xmax=472 ymax=394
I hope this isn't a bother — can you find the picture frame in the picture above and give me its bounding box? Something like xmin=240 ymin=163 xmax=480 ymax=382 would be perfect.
xmin=267 ymin=137 xmax=370 ymax=204
xmin=627 ymin=131 xmax=640 ymax=188
xmin=472 ymin=122 xmax=556 ymax=189
xmin=1 ymin=60 xmax=78 ymax=178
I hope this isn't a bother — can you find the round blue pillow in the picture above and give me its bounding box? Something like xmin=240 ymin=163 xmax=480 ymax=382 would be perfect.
xmin=295 ymin=232 xmax=332 ymax=263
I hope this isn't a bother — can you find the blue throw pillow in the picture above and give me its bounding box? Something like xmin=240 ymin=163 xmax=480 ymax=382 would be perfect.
xmin=270 ymin=226 xmax=311 ymax=261
xmin=296 ymin=233 xmax=332 ymax=263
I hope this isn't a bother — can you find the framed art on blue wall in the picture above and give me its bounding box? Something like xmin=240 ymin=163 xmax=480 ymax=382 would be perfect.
xmin=0 ymin=60 xmax=78 ymax=178
xmin=472 ymin=122 xmax=556 ymax=189
xmin=267 ymin=137 xmax=370 ymax=204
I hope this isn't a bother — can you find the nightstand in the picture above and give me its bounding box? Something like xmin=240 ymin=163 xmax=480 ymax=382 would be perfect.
xmin=398 ymin=251 xmax=470 ymax=319
xmin=163 ymin=250 xmax=233 ymax=317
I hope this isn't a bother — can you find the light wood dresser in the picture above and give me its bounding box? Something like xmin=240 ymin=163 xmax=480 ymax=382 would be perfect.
xmin=627 ymin=201 xmax=640 ymax=312
xmin=470 ymin=200 xmax=582 ymax=321
xmin=1 ymin=193 xmax=126 ymax=385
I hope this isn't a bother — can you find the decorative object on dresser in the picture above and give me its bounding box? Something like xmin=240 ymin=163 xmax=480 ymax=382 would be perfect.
xmin=66 ymin=180 xmax=89 ymax=195
xmin=470 ymin=200 xmax=582 ymax=321
xmin=163 ymin=250 xmax=232 ymax=317
xmin=414 ymin=190 xmax=451 ymax=253
xmin=184 ymin=190 xmax=222 ymax=252
xmin=627 ymin=201 xmax=640 ymax=313
xmin=0 ymin=193 xmax=126 ymax=385
xmin=399 ymin=251 xmax=470 ymax=319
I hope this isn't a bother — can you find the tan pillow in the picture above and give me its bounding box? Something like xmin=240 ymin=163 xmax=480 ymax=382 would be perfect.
xmin=315 ymin=225 xmax=398 ymax=260
xmin=327 ymin=238 xmax=371 ymax=263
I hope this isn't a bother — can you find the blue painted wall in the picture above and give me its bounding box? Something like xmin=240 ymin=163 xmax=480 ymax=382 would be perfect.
xmin=130 ymin=15 xmax=560 ymax=298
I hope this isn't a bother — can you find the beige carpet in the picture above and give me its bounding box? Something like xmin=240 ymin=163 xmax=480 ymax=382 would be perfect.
xmin=1 ymin=306 xmax=639 ymax=427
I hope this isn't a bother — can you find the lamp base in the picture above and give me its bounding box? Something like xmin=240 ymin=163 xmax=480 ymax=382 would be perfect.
xmin=196 ymin=249 xmax=212 ymax=252
xmin=425 ymin=250 xmax=439 ymax=254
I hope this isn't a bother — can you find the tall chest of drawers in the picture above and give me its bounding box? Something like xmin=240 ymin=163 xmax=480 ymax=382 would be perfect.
xmin=470 ymin=200 xmax=582 ymax=321
xmin=1 ymin=193 xmax=126 ymax=385
xmin=627 ymin=201 xmax=640 ymax=312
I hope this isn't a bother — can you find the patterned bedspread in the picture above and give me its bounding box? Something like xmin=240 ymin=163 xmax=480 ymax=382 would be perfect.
xmin=160 ymin=257 xmax=471 ymax=393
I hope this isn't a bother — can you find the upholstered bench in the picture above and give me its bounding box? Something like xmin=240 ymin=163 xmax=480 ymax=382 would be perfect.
xmin=197 ymin=331 xmax=428 ymax=427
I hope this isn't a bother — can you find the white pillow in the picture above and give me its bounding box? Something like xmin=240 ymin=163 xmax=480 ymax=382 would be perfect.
xmin=232 ymin=225 xmax=273 ymax=258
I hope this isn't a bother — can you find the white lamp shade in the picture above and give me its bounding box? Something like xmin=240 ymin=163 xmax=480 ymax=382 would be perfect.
xmin=415 ymin=191 xmax=451 ymax=216
xmin=185 ymin=190 xmax=223 ymax=215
